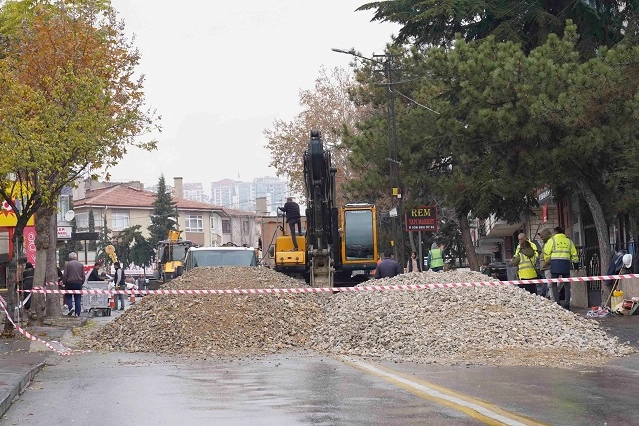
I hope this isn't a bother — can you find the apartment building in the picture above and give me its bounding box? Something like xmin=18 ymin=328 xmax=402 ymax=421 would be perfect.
xmin=71 ymin=179 xmax=260 ymax=248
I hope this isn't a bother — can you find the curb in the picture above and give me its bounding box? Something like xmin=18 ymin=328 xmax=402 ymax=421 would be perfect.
xmin=0 ymin=353 xmax=47 ymax=418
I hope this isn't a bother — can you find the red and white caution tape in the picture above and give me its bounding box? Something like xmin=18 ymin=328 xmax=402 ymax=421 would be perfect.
xmin=22 ymin=273 xmax=639 ymax=295
xmin=0 ymin=295 xmax=86 ymax=356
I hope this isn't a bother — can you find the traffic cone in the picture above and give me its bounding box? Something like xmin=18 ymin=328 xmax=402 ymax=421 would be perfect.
xmin=129 ymin=290 xmax=136 ymax=304
xmin=109 ymin=297 xmax=115 ymax=309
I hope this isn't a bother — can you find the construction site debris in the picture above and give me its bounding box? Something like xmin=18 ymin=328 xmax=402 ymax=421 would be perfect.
xmin=80 ymin=267 xmax=636 ymax=367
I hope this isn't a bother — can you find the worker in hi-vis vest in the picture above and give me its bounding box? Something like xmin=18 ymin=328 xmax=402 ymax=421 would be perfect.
xmin=427 ymin=242 xmax=444 ymax=272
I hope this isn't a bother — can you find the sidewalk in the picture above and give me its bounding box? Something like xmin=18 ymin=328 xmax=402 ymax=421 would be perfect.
xmin=0 ymin=304 xmax=130 ymax=418
xmin=0 ymin=315 xmax=86 ymax=417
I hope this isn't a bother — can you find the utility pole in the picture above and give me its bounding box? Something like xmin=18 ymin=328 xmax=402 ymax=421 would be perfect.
xmin=375 ymin=52 xmax=403 ymax=266
xmin=331 ymin=48 xmax=404 ymax=266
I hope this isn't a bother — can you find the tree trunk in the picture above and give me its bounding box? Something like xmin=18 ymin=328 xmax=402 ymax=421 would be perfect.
xmin=575 ymin=179 xmax=611 ymax=275
xmin=458 ymin=214 xmax=480 ymax=271
xmin=1 ymin=256 xmax=18 ymax=336
xmin=32 ymin=206 xmax=54 ymax=326
xmin=46 ymin=209 xmax=60 ymax=317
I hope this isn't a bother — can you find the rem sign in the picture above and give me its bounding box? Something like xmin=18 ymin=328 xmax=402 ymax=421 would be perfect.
xmin=405 ymin=206 xmax=437 ymax=232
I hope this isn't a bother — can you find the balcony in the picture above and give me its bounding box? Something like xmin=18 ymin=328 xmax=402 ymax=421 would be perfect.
xmin=483 ymin=214 xmax=523 ymax=238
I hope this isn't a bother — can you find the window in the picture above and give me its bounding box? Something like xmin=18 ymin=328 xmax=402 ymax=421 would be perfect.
xmin=111 ymin=212 xmax=129 ymax=231
xmin=57 ymin=195 xmax=70 ymax=222
xmin=344 ymin=209 xmax=374 ymax=260
xmin=185 ymin=215 xmax=203 ymax=232
xmin=75 ymin=212 xmax=89 ymax=229
xmin=222 ymin=219 xmax=231 ymax=234
xmin=211 ymin=215 xmax=221 ymax=233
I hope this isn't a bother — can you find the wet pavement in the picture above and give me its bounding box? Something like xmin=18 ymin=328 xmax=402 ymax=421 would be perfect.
xmin=1 ymin=305 xmax=639 ymax=423
xmin=0 ymin=304 xmax=130 ymax=418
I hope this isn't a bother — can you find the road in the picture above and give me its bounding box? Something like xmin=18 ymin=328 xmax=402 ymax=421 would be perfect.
xmin=4 ymin=346 xmax=639 ymax=425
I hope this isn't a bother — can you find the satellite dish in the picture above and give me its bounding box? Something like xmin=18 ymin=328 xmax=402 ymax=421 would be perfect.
xmin=65 ymin=210 xmax=75 ymax=221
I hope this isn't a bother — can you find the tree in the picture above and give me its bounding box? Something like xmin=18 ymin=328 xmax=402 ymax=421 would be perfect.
xmin=111 ymin=225 xmax=144 ymax=270
xmin=358 ymin=0 xmax=639 ymax=55
xmin=264 ymin=66 xmax=371 ymax=204
xmin=148 ymin=175 xmax=177 ymax=247
xmin=88 ymin=208 xmax=97 ymax=251
xmin=130 ymin=234 xmax=154 ymax=276
xmin=0 ymin=0 xmax=159 ymax=332
xmin=418 ymin=24 xmax=639 ymax=273
xmin=95 ymin=212 xmax=112 ymax=270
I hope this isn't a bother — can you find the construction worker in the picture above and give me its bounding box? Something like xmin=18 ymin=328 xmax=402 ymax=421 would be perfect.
xmin=427 ymin=242 xmax=445 ymax=272
xmin=510 ymin=240 xmax=538 ymax=294
xmin=514 ymin=232 xmax=539 ymax=258
xmin=543 ymin=226 xmax=579 ymax=309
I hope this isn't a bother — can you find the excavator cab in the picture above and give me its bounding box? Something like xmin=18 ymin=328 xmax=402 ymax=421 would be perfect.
xmin=155 ymin=231 xmax=193 ymax=283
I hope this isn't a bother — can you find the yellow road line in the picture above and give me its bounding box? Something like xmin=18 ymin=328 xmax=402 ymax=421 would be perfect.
xmin=339 ymin=356 xmax=547 ymax=426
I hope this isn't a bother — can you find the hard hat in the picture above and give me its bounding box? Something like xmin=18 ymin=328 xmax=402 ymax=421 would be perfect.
xmin=623 ymin=254 xmax=632 ymax=268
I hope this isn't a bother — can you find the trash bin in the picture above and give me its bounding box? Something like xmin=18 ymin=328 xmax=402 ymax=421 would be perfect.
xmin=82 ymin=280 xmax=111 ymax=316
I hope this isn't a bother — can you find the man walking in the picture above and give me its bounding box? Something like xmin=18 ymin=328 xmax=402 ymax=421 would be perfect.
xmin=113 ymin=262 xmax=126 ymax=311
xmin=543 ymin=226 xmax=579 ymax=309
xmin=375 ymin=250 xmax=402 ymax=279
xmin=62 ymin=252 xmax=84 ymax=316
xmin=278 ymin=197 xmax=302 ymax=251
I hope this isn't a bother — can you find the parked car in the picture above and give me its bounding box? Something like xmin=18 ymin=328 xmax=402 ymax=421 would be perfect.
xmin=183 ymin=245 xmax=259 ymax=272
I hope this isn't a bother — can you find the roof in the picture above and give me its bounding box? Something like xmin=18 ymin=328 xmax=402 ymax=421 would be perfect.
xmin=73 ymin=184 xmax=225 ymax=212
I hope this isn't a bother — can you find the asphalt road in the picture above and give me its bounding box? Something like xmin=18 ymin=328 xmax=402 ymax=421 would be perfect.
xmin=4 ymin=346 xmax=639 ymax=425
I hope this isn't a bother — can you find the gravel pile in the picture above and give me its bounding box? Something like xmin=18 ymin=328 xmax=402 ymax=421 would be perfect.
xmin=80 ymin=267 xmax=636 ymax=367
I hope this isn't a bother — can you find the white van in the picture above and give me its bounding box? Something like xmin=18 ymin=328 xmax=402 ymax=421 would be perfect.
xmin=183 ymin=245 xmax=259 ymax=272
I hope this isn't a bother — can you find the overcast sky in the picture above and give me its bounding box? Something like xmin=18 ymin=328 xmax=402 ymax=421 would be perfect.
xmin=107 ymin=1 xmax=398 ymax=192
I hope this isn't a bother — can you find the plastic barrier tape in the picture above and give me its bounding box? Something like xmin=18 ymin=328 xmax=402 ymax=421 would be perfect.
xmin=20 ymin=273 xmax=639 ymax=295
xmin=0 ymin=295 xmax=88 ymax=356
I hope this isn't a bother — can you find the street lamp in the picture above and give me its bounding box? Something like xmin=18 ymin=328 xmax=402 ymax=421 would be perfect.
xmin=332 ymin=47 xmax=404 ymax=265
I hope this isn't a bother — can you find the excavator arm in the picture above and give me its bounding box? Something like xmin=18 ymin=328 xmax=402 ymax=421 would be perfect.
xmin=303 ymin=130 xmax=340 ymax=287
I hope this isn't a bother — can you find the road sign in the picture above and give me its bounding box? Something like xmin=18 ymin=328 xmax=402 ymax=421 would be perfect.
xmin=57 ymin=226 xmax=72 ymax=239
xmin=71 ymin=231 xmax=99 ymax=240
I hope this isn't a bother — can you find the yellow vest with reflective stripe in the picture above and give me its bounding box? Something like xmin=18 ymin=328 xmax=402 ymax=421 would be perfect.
xmin=545 ymin=234 xmax=578 ymax=262
xmin=429 ymin=248 xmax=444 ymax=268
xmin=516 ymin=252 xmax=538 ymax=279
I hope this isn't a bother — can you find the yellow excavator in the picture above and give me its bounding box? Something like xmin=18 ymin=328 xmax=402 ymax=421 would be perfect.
xmin=155 ymin=230 xmax=193 ymax=283
xmin=272 ymin=130 xmax=379 ymax=287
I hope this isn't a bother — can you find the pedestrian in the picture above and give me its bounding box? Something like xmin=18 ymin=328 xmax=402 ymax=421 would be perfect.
xmin=427 ymin=242 xmax=445 ymax=272
xmin=543 ymin=226 xmax=579 ymax=310
xmin=374 ymin=250 xmax=401 ymax=279
xmin=405 ymin=251 xmax=422 ymax=273
xmin=86 ymin=261 xmax=103 ymax=282
xmin=20 ymin=262 xmax=35 ymax=310
xmin=136 ymin=276 xmax=147 ymax=292
xmin=537 ymin=229 xmax=553 ymax=297
xmin=278 ymin=197 xmax=302 ymax=251
xmin=480 ymin=261 xmax=493 ymax=277
xmin=510 ymin=240 xmax=538 ymax=294
xmin=62 ymin=252 xmax=84 ymax=316
xmin=113 ymin=262 xmax=126 ymax=311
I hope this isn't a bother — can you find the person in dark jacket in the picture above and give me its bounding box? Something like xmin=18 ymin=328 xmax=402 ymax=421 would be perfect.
xmin=21 ymin=262 xmax=35 ymax=310
xmin=374 ymin=250 xmax=402 ymax=279
xmin=86 ymin=261 xmax=104 ymax=282
xmin=278 ymin=197 xmax=302 ymax=250
xmin=113 ymin=262 xmax=126 ymax=311
xmin=62 ymin=252 xmax=84 ymax=316
xmin=405 ymin=251 xmax=422 ymax=272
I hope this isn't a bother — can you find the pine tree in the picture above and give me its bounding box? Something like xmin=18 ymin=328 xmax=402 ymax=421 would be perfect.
xmin=148 ymin=175 xmax=178 ymax=246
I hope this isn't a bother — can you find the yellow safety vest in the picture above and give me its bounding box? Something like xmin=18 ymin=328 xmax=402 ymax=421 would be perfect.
xmin=544 ymin=234 xmax=578 ymax=263
xmin=429 ymin=248 xmax=444 ymax=268
xmin=516 ymin=252 xmax=538 ymax=279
